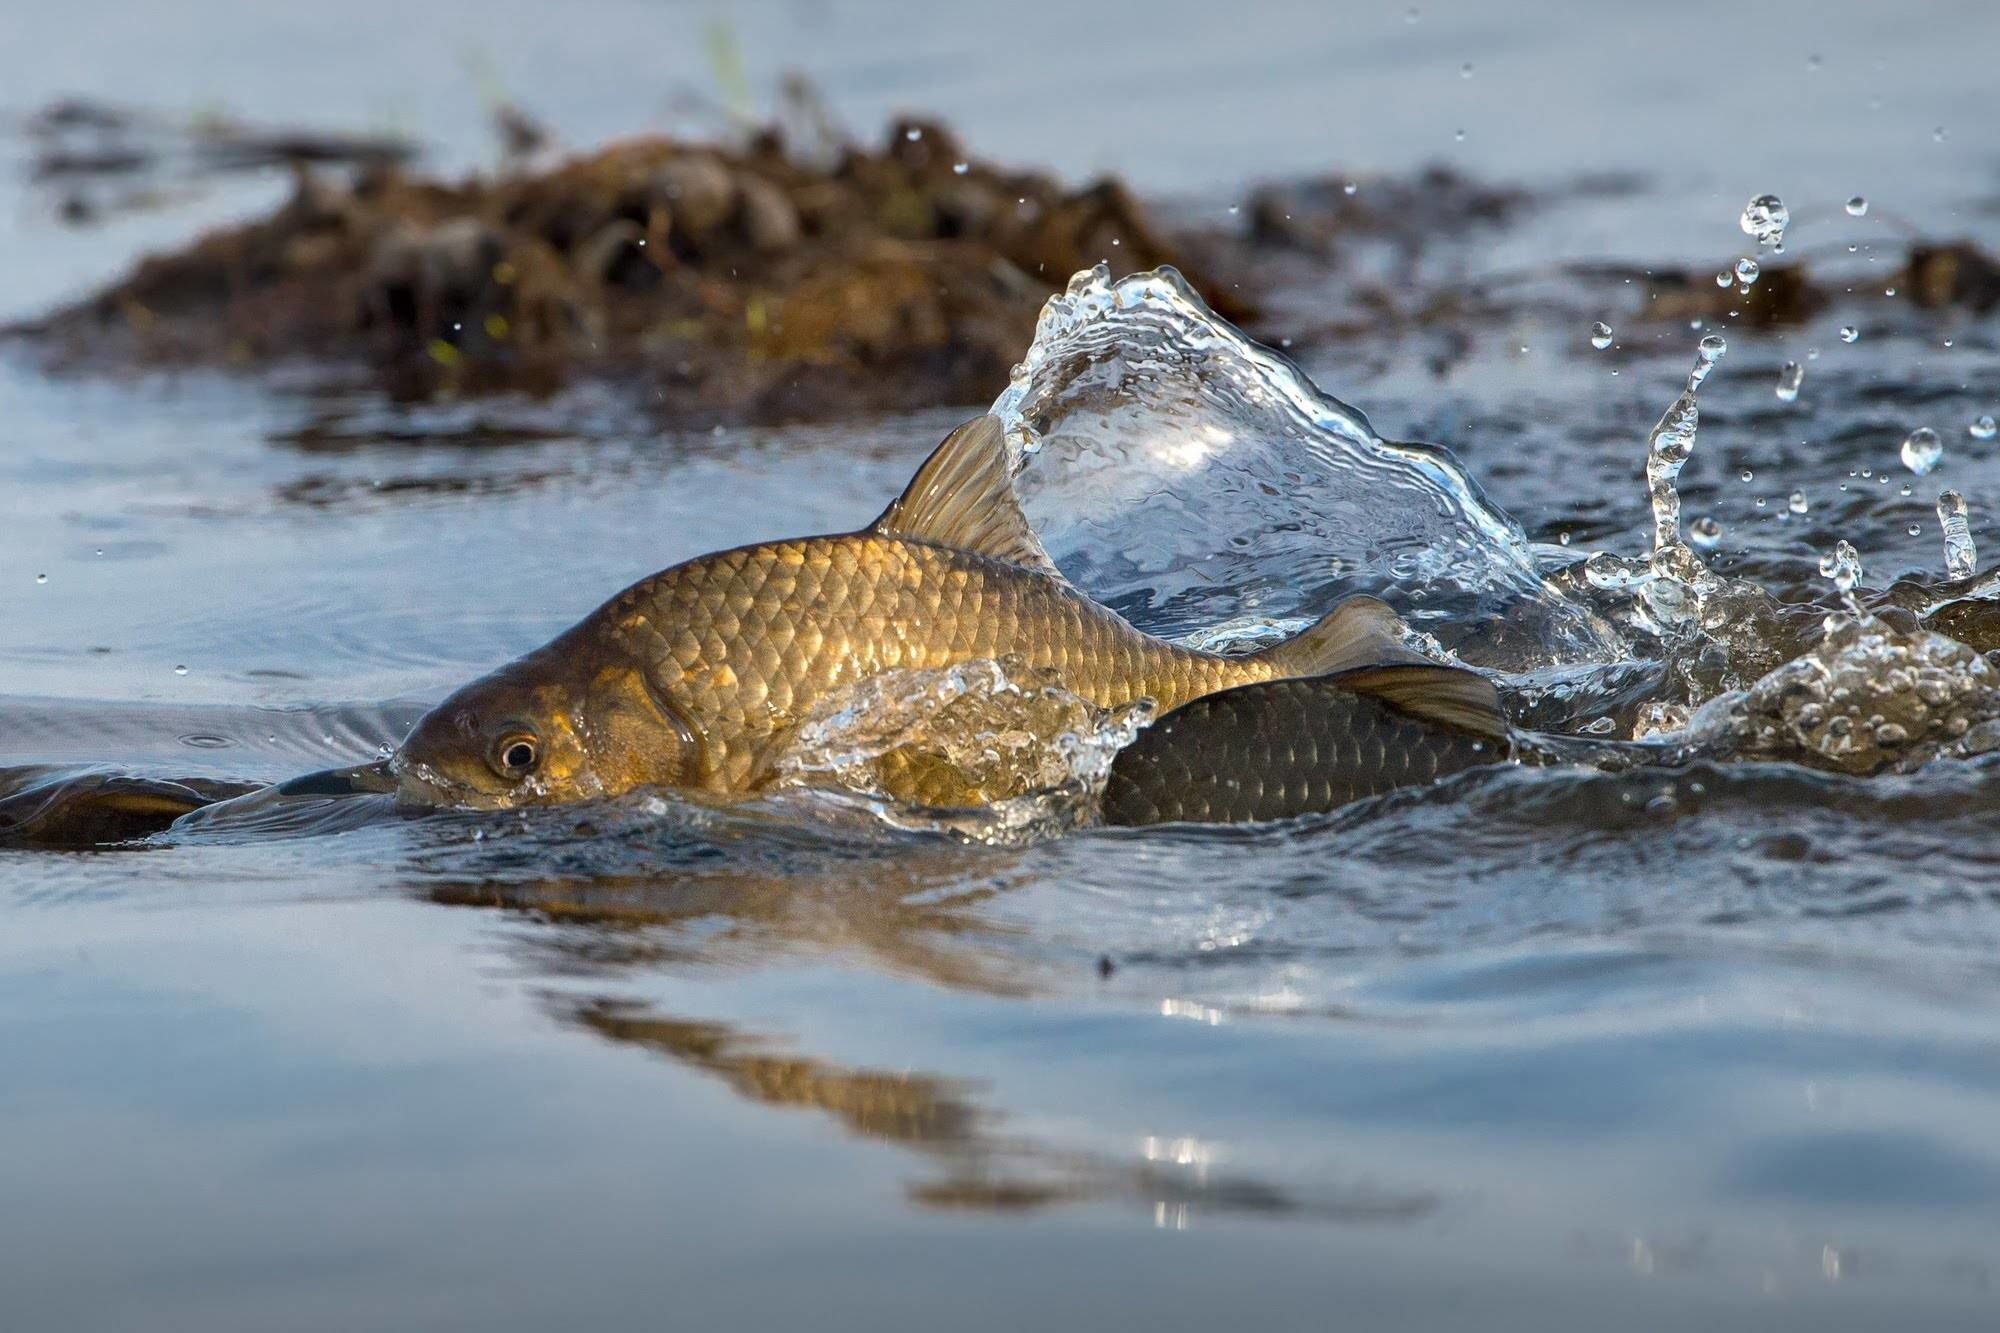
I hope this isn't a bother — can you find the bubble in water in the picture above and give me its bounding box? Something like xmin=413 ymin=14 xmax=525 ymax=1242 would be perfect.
xmin=174 ymin=664 xmax=189 ymax=676
xmin=1818 ymin=540 xmax=1863 ymax=594
xmin=1734 ymin=257 xmax=1761 ymax=288
xmin=1845 ymin=196 xmax=1869 ymax=217
xmin=1971 ymin=415 xmax=1998 ymax=441
xmin=1840 ymin=326 xmax=1860 ymax=343
xmin=1689 ymin=516 xmax=1723 ymax=548
xmin=1938 ymin=489 xmax=1978 ymax=579
xmin=1739 ymin=193 xmax=1790 ymax=249
xmin=1775 ymin=361 xmax=1804 ymax=402
xmin=1589 ymin=321 xmax=1614 ymax=350
xmin=1788 ymin=490 xmax=1809 ymax=514
xmin=1901 ymin=426 xmax=1943 ymax=475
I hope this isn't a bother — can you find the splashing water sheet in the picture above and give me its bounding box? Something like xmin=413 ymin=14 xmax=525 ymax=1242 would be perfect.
xmin=8 ymin=5 xmax=2000 ymax=1331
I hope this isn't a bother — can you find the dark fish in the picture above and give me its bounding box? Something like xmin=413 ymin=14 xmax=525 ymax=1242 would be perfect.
xmin=1100 ymin=667 xmax=1513 ymax=826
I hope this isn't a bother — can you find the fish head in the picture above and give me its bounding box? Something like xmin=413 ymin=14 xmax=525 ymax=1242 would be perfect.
xmin=392 ymin=641 xmax=701 ymax=808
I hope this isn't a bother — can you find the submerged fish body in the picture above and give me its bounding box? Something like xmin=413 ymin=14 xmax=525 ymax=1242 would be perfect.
xmin=392 ymin=417 xmax=1426 ymax=809
xmin=1101 ymin=669 xmax=1515 ymax=826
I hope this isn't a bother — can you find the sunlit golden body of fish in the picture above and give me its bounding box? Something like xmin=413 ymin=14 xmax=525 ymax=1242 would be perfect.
xmin=391 ymin=417 xmax=1432 ymax=809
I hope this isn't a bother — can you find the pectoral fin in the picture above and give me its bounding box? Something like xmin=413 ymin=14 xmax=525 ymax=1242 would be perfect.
xmin=1327 ymin=663 xmax=1509 ymax=743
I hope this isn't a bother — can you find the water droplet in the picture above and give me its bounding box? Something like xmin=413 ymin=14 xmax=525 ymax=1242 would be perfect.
xmin=952 ymin=161 xmax=969 ymax=175
xmin=904 ymin=127 xmax=923 ymax=142
xmin=1939 ymin=489 xmax=1979 ymax=578
xmin=1819 ymin=540 xmax=1863 ymax=593
xmin=1341 ymin=182 xmax=1358 ymax=196
xmin=1899 ymin=484 xmax=1913 ymax=497
xmin=1908 ymin=522 xmax=1923 ymax=536
xmin=1806 ymin=54 xmax=1823 ymax=71
xmin=1715 ymin=271 xmax=1735 ymax=289
xmin=1589 ymin=321 xmax=1614 ymax=350
xmin=1405 ymin=5 xmax=1420 ymax=21
xmin=1933 ymin=126 xmax=1947 ymax=143
xmin=1970 ymin=415 xmax=1997 ymax=441
xmin=1776 ymin=360 xmax=1804 ymax=402
xmin=1689 ymin=516 xmax=1723 ymax=548
xmin=1901 ymin=426 xmax=1943 ymax=475
xmin=1453 ymin=129 xmax=1466 ymax=142
xmin=1459 ymin=62 xmax=1474 ymax=78
xmin=1740 ymin=468 xmax=1755 ymax=482
xmin=1558 ymin=530 xmax=1572 ymax=546
xmin=1739 ymin=193 xmax=1790 ymax=249
xmin=34 ymin=573 xmax=47 ymax=585
xmin=1734 ymin=257 xmax=1761 ymax=287
xmin=1840 ymin=325 xmax=1860 ymax=343
xmin=1788 ymin=490 xmax=1809 ymax=514
xmin=173 ymin=664 xmax=189 ymax=676
xmin=1845 ymin=195 xmax=1869 ymax=217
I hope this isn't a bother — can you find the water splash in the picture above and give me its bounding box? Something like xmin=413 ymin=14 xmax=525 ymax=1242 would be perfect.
xmin=1702 ymin=609 xmax=2000 ymax=775
xmin=1634 ymin=335 xmax=1727 ymax=628
xmin=991 ymin=265 xmax=1620 ymax=665
xmin=768 ymin=656 xmax=1153 ymax=824
xmin=1938 ymin=490 xmax=1977 ymax=579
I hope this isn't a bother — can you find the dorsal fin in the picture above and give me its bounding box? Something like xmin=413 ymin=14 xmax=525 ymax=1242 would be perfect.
xmin=869 ymin=416 xmax=1061 ymax=576
xmin=1329 ymin=663 xmax=1510 ymax=743
xmin=1250 ymin=596 xmax=1430 ymax=678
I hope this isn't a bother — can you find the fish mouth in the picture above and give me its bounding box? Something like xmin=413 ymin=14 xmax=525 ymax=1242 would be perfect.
xmin=273 ymin=760 xmax=400 ymax=798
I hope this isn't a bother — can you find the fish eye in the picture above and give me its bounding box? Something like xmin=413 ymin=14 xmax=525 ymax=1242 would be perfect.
xmin=489 ymin=732 xmax=540 ymax=780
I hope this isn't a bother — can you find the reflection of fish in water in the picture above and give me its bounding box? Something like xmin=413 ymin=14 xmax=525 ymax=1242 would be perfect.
xmin=1102 ymin=669 xmax=1515 ymax=826
xmin=390 ymin=416 xmax=1459 ymax=810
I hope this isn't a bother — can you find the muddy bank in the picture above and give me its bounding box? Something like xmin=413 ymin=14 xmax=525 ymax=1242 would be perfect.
xmin=16 ymin=108 xmax=1262 ymax=424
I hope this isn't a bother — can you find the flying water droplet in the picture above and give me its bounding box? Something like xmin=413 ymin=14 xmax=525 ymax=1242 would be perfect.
xmin=1789 ymin=490 xmax=1809 ymax=514
xmin=1590 ymin=321 xmax=1614 ymax=350
xmin=1840 ymin=325 xmax=1860 ymax=343
xmin=1740 ymin=468 xmax=1755 ymax=483
xmin=1819 ymin=540 xmax=1863 ymax=595
xmin=904 ymin=127 xmax=923 ymax=142
xmin=1689 ymin=516 xmax=1723 ymax=548
xmin=1970 ymin=415 xmax=1997 ymax=441
xmin=952 ymin=161 xmax=969 ymax=175
xmin=34 ymin=573 xmax=47 ymax=585
xmin=1845 ymin=196 xmax=1869 ymax=217
xmin=1901 ymin=426 xmax=1943 ymax=475
xmin=1715 ymin=271 xmax=1735 ymax=289
xmin=1459 ymin=62 xmax=1474 ymax=78
xmin=1938 ymin=489 xmax=1978 ymax=579
xmin=1776 ymin=361 xmax=1804 ymax=402
xmin=173 ymin=664 xmax=189 ymax=676
xmin=1739 ymin=193 xmax=1790 ymax=249
xmin=1734 ymin=257 xmax=1761 ymax=288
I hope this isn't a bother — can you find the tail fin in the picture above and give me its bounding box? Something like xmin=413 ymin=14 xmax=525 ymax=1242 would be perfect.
xmin=1250 ymin=596 xmax=1428 ymax=678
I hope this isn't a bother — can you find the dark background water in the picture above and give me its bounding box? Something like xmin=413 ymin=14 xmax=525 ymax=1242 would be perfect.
xmin=5 ymin=3 xmax=2000 ymax=1329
